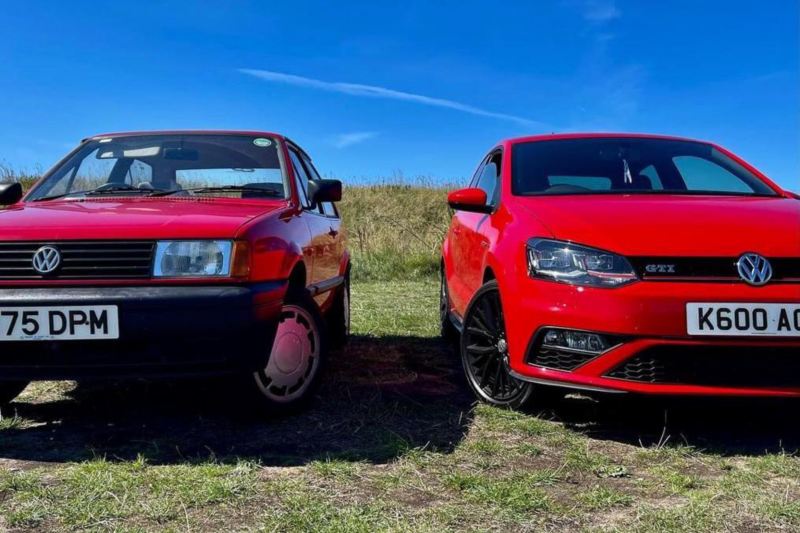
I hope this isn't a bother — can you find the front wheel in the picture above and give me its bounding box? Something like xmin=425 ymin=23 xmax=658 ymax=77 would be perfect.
xmin=460 ymin=280 xmax=534 ymax=409
xmin=247 ymin=291 xmax=327 ymax=413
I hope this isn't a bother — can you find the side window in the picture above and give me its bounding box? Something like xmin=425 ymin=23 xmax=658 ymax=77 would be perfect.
xmin=124 ymin=160 xmax=153 ymax=187
xmin=638 ymin=164 xmax=663 ymax=190
xmin=288 ymin=149 xmax=311 ymax=207
xmin=475 ymin=153 xmax=501 ymax=206
xmin=673 ymin=156 xmax=753 ymax=193
xmin=302 ymin=154 xmax=339 ymax=218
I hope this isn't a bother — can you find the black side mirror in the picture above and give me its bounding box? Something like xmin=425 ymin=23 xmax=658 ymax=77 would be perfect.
xmin=0 ymin=183 xmax=23 ymax=205
xmin=307 ymin=179 xmax=342 ymax=207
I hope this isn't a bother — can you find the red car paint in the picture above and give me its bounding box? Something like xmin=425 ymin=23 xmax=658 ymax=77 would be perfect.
xmin=442 ymin=133 xmax=800 ymax=397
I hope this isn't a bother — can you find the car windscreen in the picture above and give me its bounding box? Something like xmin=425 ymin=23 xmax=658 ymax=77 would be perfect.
xmin=511 ymin=138 xmax=777 ymax=197
xmin=27 ymin=134 xmax=287 ymax=201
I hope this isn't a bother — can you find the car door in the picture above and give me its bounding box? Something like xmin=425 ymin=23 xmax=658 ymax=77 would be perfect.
xmin=288 ymin=146 xmax=341 ymax=305
xmin=288 ymin=147 xmax=323 ymax=288
xmin=302 ymin=153 xmax=344 ymax=302
xmin=449 ymin=151 xmax=501 ymax=314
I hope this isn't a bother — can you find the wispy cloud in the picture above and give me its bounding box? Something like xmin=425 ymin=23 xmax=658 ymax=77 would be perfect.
xmin=239 ymin=68 xmax=545 ymax=128
xmin=330 ymin=131 xmax=378 ymax=149
xmin=567 ymin=0 xmax=621 ymax=23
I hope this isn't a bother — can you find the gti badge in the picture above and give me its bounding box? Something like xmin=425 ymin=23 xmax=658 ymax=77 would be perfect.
xmin=736 ymin=253 xmax=772 ymax=286
xmin=645 ymin=264 xmax=676 ymax=274
xmin=32 ymin=245 xmax=62 ymax=275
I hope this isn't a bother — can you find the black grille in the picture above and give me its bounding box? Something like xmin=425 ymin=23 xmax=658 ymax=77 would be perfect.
xmin=606 ymin=345 xmax=800 ymax=388
xmin=0 ymin=241 xmax=155 ymax=279
xmin=528 ymin=347 xmax=597 ymax=371
xmin=628 ymin=257 xmax=800 ymax=282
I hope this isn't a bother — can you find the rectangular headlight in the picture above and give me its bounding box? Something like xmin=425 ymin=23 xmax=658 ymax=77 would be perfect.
xmin=526 ymin=238 xmax=637 ymax=287
xmin=153 ymin=240 xmax=234 ymax=277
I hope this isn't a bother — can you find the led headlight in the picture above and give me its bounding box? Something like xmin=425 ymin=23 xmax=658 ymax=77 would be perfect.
xmin=153 ymin=240 xmax=233 ymax=277
xmin=526 ymin=239 xmax=636 ymax=287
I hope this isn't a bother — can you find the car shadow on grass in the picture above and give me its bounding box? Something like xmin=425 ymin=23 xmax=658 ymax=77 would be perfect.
xmin=0 ymin=335 xmax=475 ymax=466
xmin=528 ymin=391 xmax=800 ymax=455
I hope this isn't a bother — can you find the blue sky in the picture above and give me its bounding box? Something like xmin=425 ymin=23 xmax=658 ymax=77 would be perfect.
xmin=0 ymin=1 xmax=797 ymax=189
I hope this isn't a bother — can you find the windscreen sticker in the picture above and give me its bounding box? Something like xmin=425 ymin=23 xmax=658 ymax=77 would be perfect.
xmin=253 ymin=138 xmax=272 ymax=147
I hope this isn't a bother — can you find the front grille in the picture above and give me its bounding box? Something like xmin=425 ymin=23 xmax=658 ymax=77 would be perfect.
xmin=628 ymin=257 xmax=800 ymax=282
xmin=0 ymin=241 xmax=155 ymax=279
xmin=606 ymin=345 xmax=800 ymax=388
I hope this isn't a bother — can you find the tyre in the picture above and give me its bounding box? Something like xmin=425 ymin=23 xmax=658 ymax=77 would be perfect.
xmin=440 ymin=269 xmax=459 ymax=344
xmin=0 ymin=381 xmax=29 ymax=407
xmin=247 ymin=290 xmax=327 ymax=413
xmin=328 ymin=274 xmax=350 ymax=349
xmin=460 ymin=280 xmax=534 ymax=409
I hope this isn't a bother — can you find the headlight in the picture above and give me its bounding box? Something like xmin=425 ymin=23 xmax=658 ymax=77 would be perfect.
xmin=526 ymin=239 xmax=637 ymax=287
xmin=153 ymin=240 xmax=233 ymax=277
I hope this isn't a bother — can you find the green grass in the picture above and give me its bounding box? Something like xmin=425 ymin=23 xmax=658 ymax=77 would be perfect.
xmin=0 ymin=272 xmax=797 ymax=531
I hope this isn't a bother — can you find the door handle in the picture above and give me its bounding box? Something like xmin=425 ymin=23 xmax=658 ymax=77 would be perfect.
xmin=328 ymin=227 xmax=339 ymax=237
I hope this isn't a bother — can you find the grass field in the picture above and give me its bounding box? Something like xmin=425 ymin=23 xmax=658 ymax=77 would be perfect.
xmin=0 ymin=279 xmax=798 ymax=532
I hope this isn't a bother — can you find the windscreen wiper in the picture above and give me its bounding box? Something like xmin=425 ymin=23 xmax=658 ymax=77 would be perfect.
xmin=32 ymin=184 xmax=163 ymax=202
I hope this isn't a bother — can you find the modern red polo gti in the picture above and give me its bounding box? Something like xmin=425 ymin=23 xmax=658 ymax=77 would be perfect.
xmin=441 ymin=134 xmax=800 ymax=407
xmin=0 ymin=131 xmax=350 ymax=412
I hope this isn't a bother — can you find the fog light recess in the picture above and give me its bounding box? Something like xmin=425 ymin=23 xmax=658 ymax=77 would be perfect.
xmin=527 ymin=328 xmax=617 ymax=371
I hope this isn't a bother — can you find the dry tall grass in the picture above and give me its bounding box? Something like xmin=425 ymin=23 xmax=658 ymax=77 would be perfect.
xmin=338 ymin=182 xmax=452 ymax=281
xmin=2 ymin=167 xmax=453 ymax=281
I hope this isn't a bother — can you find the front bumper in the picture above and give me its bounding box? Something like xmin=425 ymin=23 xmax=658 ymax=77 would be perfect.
xmin=503 ymin=279 xmax=800 ymax=397
xmin=0 ymin=283 xmax=286 ymax=380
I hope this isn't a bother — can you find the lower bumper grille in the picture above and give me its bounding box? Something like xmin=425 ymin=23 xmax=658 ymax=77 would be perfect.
xmin=528 ymin=347 xmax=597 ymax=371
xmin=606 ymin=345 xmax=800 ymax=388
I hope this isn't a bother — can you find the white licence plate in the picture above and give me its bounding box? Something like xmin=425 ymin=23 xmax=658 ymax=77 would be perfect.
xmin=0 ymin=306 xmax=119 ymax=341
xmin=687 ymin=303 xmax=800 ymax=337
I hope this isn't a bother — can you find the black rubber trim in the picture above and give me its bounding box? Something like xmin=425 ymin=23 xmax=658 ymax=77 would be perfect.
xmin=308 ymin=275 xmax=344 ymax=296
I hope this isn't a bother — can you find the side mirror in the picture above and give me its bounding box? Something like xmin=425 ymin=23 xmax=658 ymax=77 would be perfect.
xmin=0 ymin=183 xmax=23 ymax=206
xmin=447 ymin=187 xmax=492 ymax=213
xmin=307 ymin=179 xmax=342 ymax=207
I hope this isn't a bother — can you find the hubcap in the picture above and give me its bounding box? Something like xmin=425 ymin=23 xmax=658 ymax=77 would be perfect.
xmin=462 ymin=289 xmax=526 ymax=402
xmin=253 ymin=304 xmax=320 ymax=403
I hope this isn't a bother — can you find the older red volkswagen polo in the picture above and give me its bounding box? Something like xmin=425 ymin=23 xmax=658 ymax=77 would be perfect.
xmin=0 ymin=131 xmax=350 ymax=412
xmin=442 ymin=134 xmax=800 ymax=407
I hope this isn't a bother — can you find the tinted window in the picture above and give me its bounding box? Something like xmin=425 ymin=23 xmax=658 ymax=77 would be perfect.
xmin=673 ymin=155 xmax=751 ymax=193
xmin=511 ymin=138 xmax=775 ymax=196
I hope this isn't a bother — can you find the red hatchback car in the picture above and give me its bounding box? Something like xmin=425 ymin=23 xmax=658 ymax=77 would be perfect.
xmin=442 ymin=134 xmax=800 ymax=407
xmin=0 ymin=131 xmax=350 ymax=412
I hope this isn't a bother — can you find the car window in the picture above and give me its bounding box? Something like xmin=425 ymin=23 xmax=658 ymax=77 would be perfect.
xmin=125 ymin=160 xmax=153 ymax=187
xmin=638 ymin=164 xmax=663 ymax=190
xmin=27 ymin=134 xmax=288 ymax=201
xmin=475 ymin=153 xmax=501 ymax=206
xmin=299 ymin=152 xmax=338 ymax=218
xmin=289 ymin=149 xmax=311 ymax=207
xmin=672 ymin=155 xmax=753 ymax=193
xmin=548 ymin=176 xmax=611 ymax=190
xmin=511 ymin=138 xmax=775 ymax=196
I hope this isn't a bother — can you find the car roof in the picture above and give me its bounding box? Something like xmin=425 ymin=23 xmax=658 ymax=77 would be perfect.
xmin=502 ymin=132 xmax=711 ymax=146
xmin=85 ymin=129 xmax=288 ymax=142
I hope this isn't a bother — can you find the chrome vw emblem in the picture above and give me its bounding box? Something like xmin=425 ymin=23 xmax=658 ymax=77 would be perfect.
xmin=736 ymin=253 xmax=772 ymax=286
xmin=32 ymin=245 xmax=62 ymax=275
